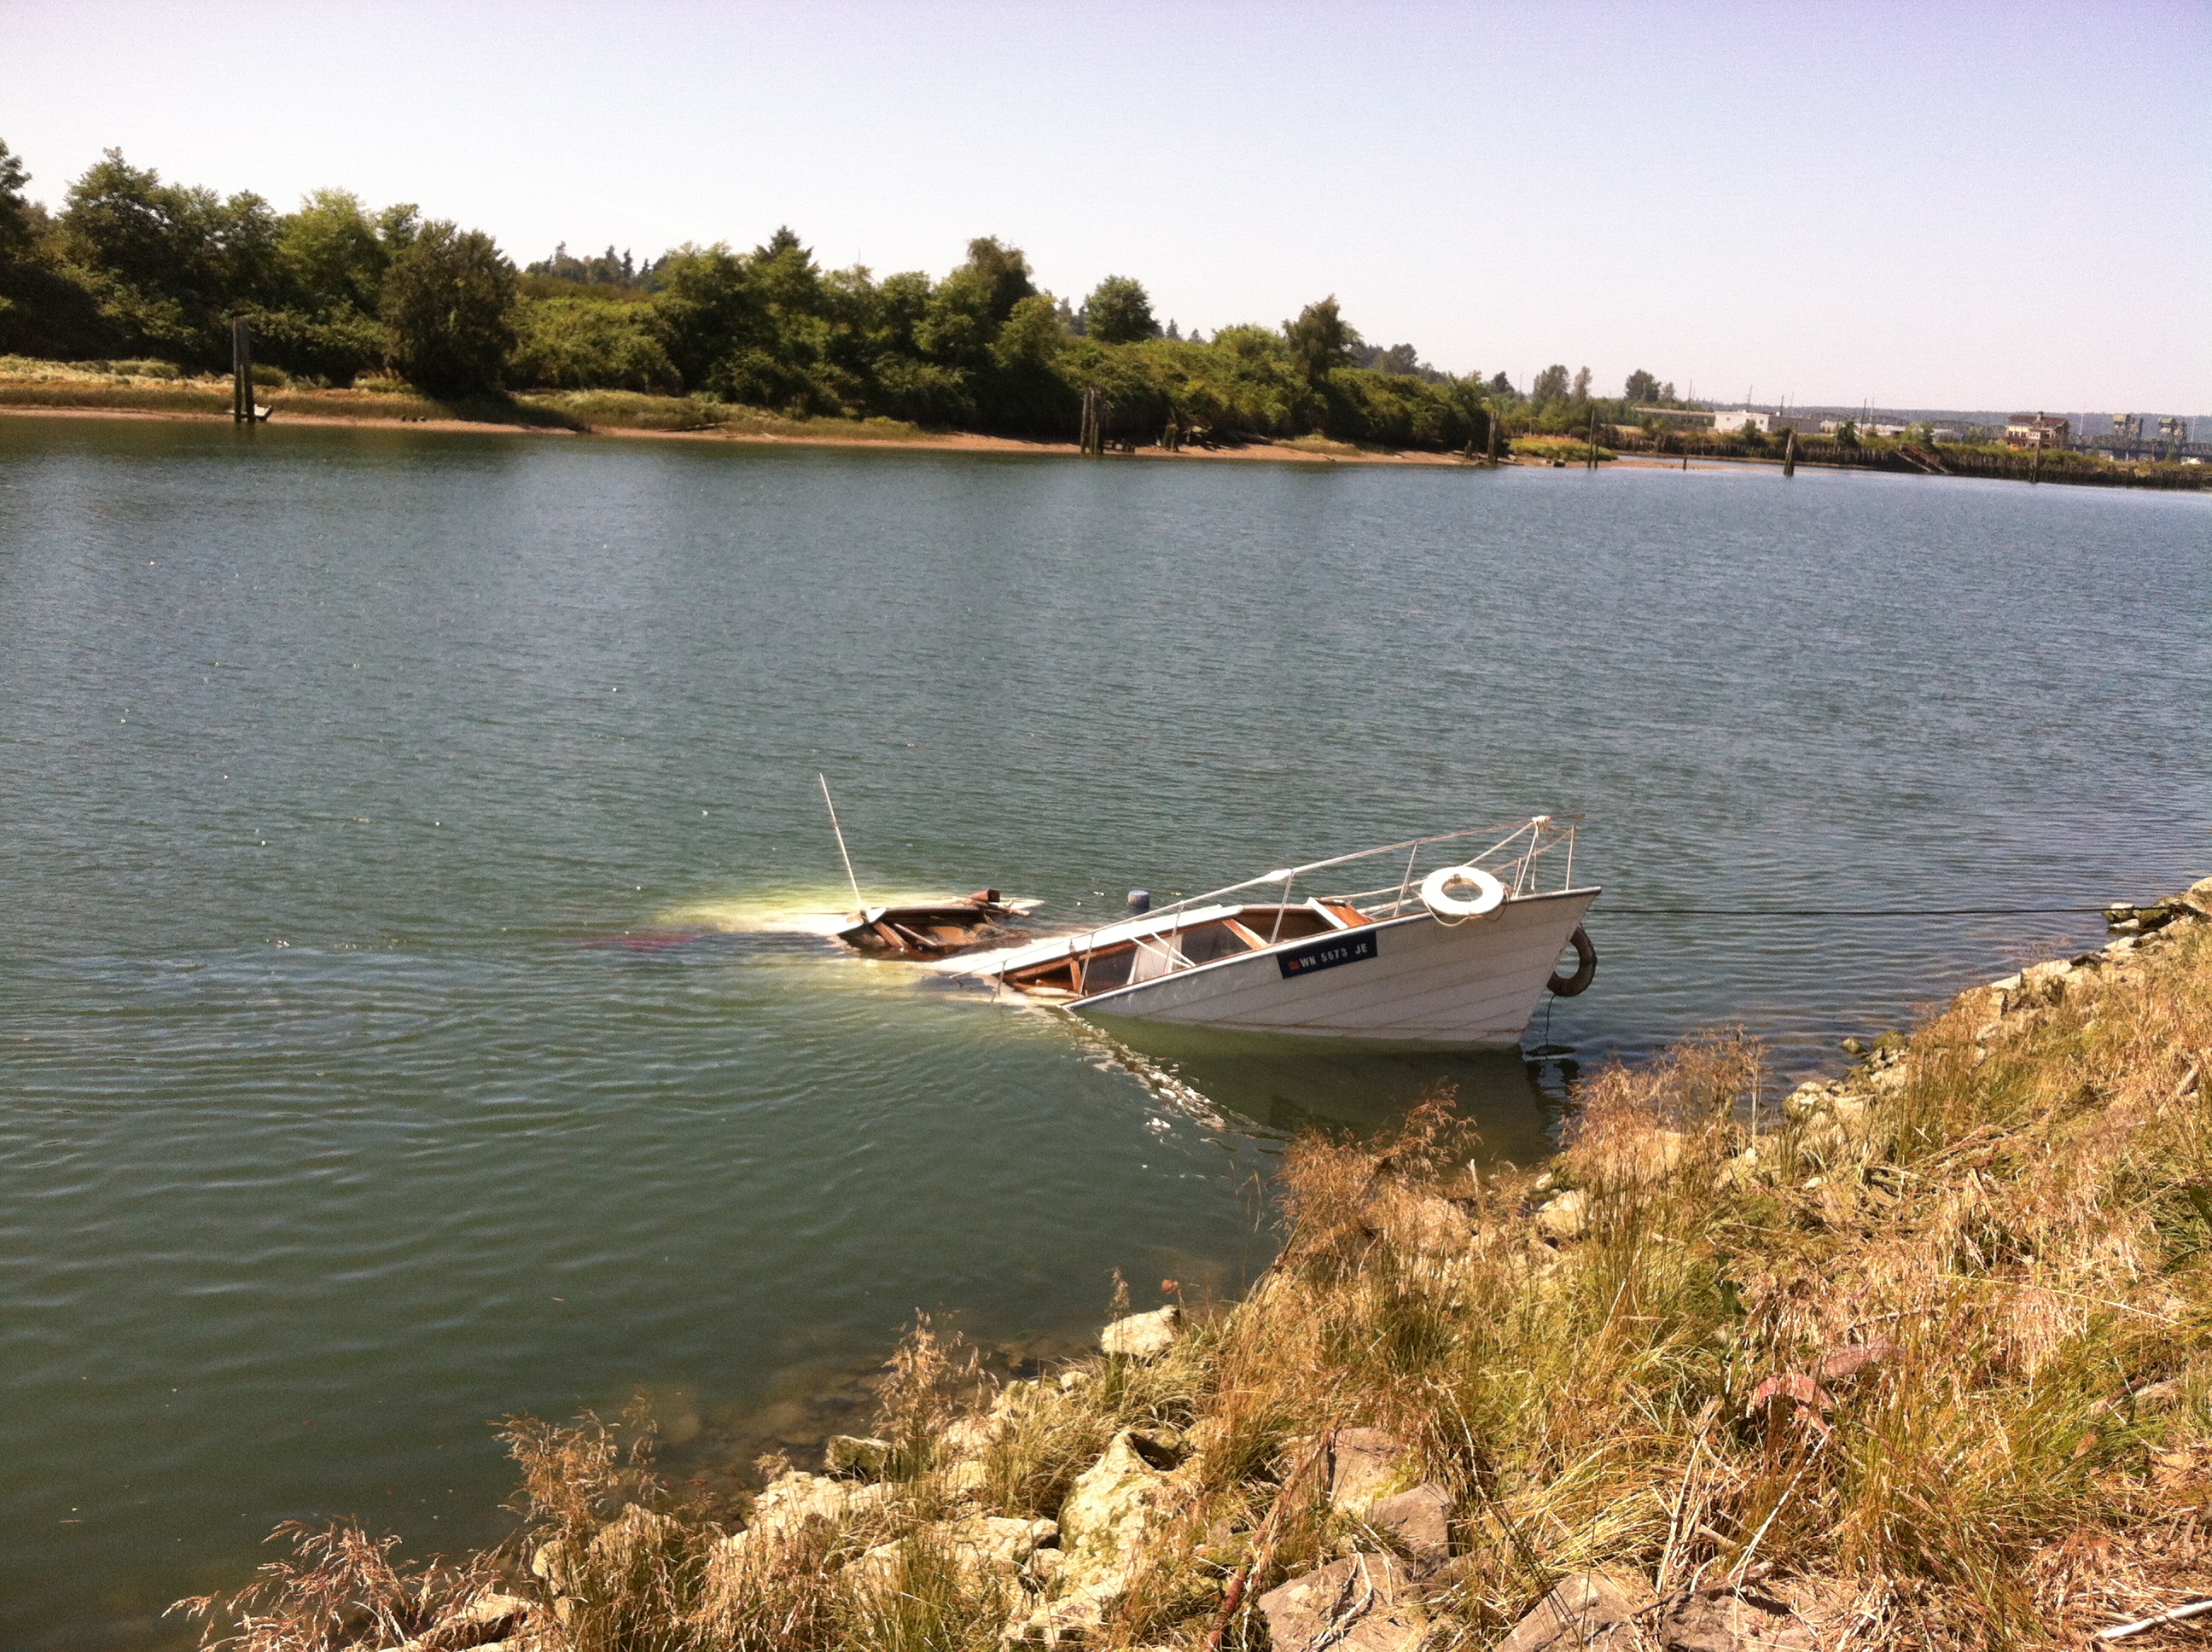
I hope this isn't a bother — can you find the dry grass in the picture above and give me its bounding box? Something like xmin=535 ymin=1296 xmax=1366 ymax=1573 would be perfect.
xmin=1511 ymin=433 xmax=1616 ymax=462
xmin=179 ymin=910 xmax=2212 ymax=1650
xmin=0 ymin=361 xmax=929 ymax=440
xmin=169 ymin=1522 xmax=497 ymax=1652
xmin=520 ymin=390 xmax=928 ymax=442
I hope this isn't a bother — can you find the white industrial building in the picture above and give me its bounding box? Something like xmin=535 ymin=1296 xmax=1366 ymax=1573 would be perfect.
xmin=1710 ymin=408 xmax=1807 ymax=434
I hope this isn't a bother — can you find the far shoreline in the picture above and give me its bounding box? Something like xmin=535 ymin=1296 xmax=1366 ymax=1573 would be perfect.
xmin=0 ymin=400 xmax=1480 ymax=468
xmin=0 ymin=398 xmax=1784 ymax=474
xmin=10 ymin=401 xmax=2191 ymax=489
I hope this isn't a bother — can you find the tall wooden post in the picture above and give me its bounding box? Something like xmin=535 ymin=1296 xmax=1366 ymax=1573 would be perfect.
xmin=230 ymin=317 xmax=253 ymax=422
xmin=1080 ymin=386 xmax=1106 ymax=456
xmin=1783 ymin=427 xmax=1797 ymax=477
xmin=1486 ymin=414 xmax=1499 ymax=466
xmin=1586 ymin=405 xmax=1598 ymax=470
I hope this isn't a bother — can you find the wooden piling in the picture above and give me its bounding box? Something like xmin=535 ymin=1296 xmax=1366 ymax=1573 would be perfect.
xmin=230 ymin=317 xmax=253 ymax=422
xmin=1486 ymin=416 xmax=1499 ymax=466
xmin=1783 ymin=428 xmax=1797 ymax=477
xmin=1586 ymin=406 xmax=1598 ymax=470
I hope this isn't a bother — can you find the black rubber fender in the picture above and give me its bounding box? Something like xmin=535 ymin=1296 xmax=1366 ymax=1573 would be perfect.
xmin=1546 ymin=925 xmax=1598 ymax=997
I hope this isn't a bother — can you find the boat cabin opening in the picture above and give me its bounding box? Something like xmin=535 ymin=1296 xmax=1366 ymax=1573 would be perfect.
xmin=998 ymin=900 xmax=1370 ymax=1001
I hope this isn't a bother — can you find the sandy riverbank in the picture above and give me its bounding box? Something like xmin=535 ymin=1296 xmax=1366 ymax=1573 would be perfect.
xmin=0 ymin=398 xmax=1482 ymax=468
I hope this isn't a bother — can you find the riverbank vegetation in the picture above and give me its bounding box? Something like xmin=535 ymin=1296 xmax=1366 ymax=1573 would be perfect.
xmin=0 ymin=141 xmax=1517 ymax=453
xmin=6 ymin=138 xmax=2193 ymax=483
xmin=178 ymin=882 xmax=2212 ymax=1649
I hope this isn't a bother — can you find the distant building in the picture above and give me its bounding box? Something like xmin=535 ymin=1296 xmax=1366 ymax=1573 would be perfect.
xmin=2005 ymin=413 xmax=2070 ymax=450
xmin=1711 ymin=408 xmax=1806 ymax=434
xmin=2157 ymin=416 xmax=2191 ymax=442
xmin=2110 ymin=413 xmax=2143 ymax=441
xmin=1818 ymin=420 xmax=1905 ymax=438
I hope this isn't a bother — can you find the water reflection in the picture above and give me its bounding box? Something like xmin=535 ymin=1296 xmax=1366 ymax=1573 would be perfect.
xmin=1075 ymin=1015 xmax=1570 ymax=1160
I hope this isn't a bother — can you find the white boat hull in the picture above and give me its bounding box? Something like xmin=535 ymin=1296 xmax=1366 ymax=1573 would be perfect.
xmin=1070 ymin=887 xmax=1598 ymax=1046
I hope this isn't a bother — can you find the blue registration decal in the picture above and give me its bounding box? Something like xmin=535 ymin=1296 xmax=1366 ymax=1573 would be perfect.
xmin=1277 ymin=930 xmax=1379 ymax=980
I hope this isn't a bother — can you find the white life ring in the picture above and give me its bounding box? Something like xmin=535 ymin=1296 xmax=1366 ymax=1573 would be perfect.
xmin=1420 ymin=864 xmax=1505 ymax=920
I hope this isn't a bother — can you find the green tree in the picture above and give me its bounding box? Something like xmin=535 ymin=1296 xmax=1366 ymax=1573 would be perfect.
xmin=1623 ymin=368 xmax=1660 ymax=404
xmin=0 ymin=140 xmax=98 ymax=356
xmin=955 ymin=236 xmax=1035 ymax=323
xmin=380 ymin=221 xmax=516 ymax=395
xmin=0 ymin=138 xmax=38 ymax=336
xmin=979 ymin=293 xmax=1076 ymax=433
xmin=1570 ymin=365 xmax=1592 ymax=401
xmin=1284 ymin=295 xmax=1358 ymax=383
xmin=376 ymin=204 xmax=422 ymax=253
xmin=748 ymin=226 xmax=823 ymax=314
xmin=915 ymin=268 xmax=997 ymax=369
xmin=56 ymin=148 xmax=284 ymax=363
xmin=1529 ymin=364 xmax=1570 ymax=406
xmin=989 ymin=292 xmax=1068 ymax=369
xmin=278 ymin=189 xmax=388 ymax=314
xmin=649 ymin=243 xmax=760 ymax=389
xmin=1084 ymin=275 xmax=1157 ymax=344
xmin=0 ymin=139 xmax=32 ymax=261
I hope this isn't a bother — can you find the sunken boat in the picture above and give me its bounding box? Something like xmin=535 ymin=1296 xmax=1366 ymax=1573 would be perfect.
xmin=833 ymin=890 xmax=1029 ymax=959
xmin=951 ymin=817 xmax=1599 ymax=1046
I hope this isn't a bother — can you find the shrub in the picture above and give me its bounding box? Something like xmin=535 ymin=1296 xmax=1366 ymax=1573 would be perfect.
xmin=507 ymin=298 xmax=679 ymax=394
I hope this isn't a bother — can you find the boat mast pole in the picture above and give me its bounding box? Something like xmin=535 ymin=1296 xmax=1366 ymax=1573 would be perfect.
xmin=818 ymin=774 xmax=866 ymax=913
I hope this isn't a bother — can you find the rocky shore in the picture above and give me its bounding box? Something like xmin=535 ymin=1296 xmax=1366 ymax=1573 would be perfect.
xmin=187 ymin=880 xmax=2212 ymax=1652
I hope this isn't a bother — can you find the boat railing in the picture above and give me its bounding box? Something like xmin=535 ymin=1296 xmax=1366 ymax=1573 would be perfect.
xmin=1034 ymin=815 xmax=1585 ymax=973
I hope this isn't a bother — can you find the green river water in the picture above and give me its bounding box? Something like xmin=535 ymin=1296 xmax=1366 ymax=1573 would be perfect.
xmin=2 ymin=416 xmax=2205 ymax=1647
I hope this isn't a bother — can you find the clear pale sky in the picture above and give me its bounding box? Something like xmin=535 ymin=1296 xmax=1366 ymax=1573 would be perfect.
xmin=3 ymin=0 xmax=2205 ymax=410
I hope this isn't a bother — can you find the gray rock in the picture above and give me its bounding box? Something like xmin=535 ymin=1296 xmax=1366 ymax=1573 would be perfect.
xmin=1398 ymin=1194 xmax=1474 ymax=1253
xmin=824 ymin=1434 xmax=891 ymax=1475
xmin=940 ymin=1415 xmax=1001 ymax=1456
xmin=1658 ymin=1587 xmax=1813 ymax=1652
xmin=1365 ymin=1482 xmax=1451 ymax=1557
xmin=1496 ymin=1570 xmax=1649 ymax=1652
xmin=849 ymin=1514 xmax=1057 ymax=1589
xmin=1329 ymin=1427 xmax=1411 ymax=1512
xmin=1099 ymin=1305 xmax=1181 ymax=1358
xmin=1256 ymin=1554 xmax=1427 ymax=1652
xmin=1535 ymin=1190 xmax=1588 ymax=1240
xmin=403 ymin=1592 xmax=535 ymax=1652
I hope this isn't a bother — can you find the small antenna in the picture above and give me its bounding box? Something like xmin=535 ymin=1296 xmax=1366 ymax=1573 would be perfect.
xmin=818 ymin=774 xmax=866 ymax=912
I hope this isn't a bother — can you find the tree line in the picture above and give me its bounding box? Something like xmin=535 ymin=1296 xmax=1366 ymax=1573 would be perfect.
xmin=0 ymin=142 xmax=1676 ymax=451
